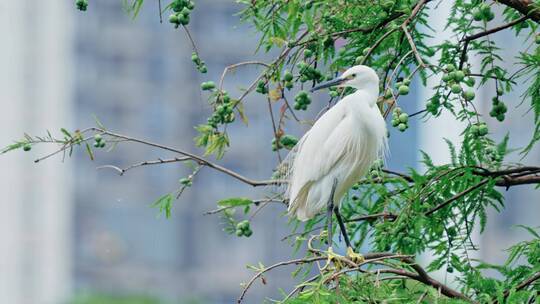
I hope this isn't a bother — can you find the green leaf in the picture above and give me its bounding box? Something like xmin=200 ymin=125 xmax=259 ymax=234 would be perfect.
xmin=151 ymin=193 xmax=173 ymax=219
xmin=217 ymin=197 xmax=253 ymax=208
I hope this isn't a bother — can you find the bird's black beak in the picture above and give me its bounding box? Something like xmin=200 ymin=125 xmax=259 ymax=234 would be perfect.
xmin=310 ymin=77 xmax=346 ymax=92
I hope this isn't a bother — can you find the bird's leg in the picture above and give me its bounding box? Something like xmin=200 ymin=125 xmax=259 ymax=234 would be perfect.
xmin=326 ymin=178 xmax=338 ymax=245
xmin=333 ymin=206 xmax=351 ymax=248
xmin=334 ymin=205 xmax=364 ymax=264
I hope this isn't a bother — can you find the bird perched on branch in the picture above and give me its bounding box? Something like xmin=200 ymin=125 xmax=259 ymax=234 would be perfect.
xmin=281 ymin=65 xmax=387 ymax=250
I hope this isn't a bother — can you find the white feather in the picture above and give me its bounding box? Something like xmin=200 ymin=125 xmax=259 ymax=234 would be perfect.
xmin=283 ymin=65 xmax=387 ymax=221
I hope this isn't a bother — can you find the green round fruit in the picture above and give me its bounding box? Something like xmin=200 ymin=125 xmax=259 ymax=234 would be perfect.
xmin=236 ymin=229 xmax=244 ymax=237
xmin=485 ymin=10 xmax=494 ymax=22
xmin=391 ymin=119 xmax=399 ymax=127
xmin=403 ymin=78 xmax=411 ymax=86
xmin=496 ymin=114 xmax=505 ymax=122
xmin=384 ymin=89 xmax=393 ymax=99
xmin=447 ymin=267 xmax=454 ymax=273
xmin=93 ymin=141 xmax=100 ymax=148
xmin=304 ymin=49 xmax=313 ymax=58
xmin=237 ymin=220 xmax=250 ymax=230
xmin=478 ymin=124 xmax=488 ymax=136
xmin=497 ymin=87 xmax=504 ymax=96
xmin=283 ymin=71 xmax=293 ymax=82
xmin=355 ymin=56 xmax=364 ymax=65
xmin=473 ymin=9 xmax=483 ymax=21
xmin=180 ymin=7 xmax=191 ymax=17
xmin=179 ymin=14 xmax=190 ymax=25
xmin=450 ymin=84 xmax=462 ymax=94
xmin=23 ymin=143 xmax=32 ymax=151
xmin=398 ymin=113 xmax=409 ymax=123
xmin=445 ymin=64 xmax=456 ymax=72
xmin=243 ymin=229 xmax=253 ymax=237
xmin=454 ymin=70 xmax=465 ymax=82
xmin=442 ymin=74 xmax=451 ymax=82
xmin=169 ymin=14 xmax=179 ymax=24
xmin=398 ymin=85 xmax=409 ymax=95
xmin=99 ymin=141 xmax=106 ymax=148
xmin=94 ymin=134 xmax=103 ymax=142
xmin=470 ymin=124 xmax=479 ymax=135
xmin=201 ymin=81 xmax=216 ymax=91
xmin=397 ymin=123 xmax=407 ymax=132
xmin=463 ymin=90 xmax=475 ymax=101
xmin=362 ymin=48 xmax=370 ymax=55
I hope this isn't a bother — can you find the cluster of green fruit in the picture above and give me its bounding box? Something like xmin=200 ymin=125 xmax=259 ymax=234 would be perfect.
xmin=294 ymin=91 xmax=311 ymax=110
xmin=490 ymin=95 xmax=507 ymax=122
xmin=93 ymin=134 xmax=106 ymax=148
xmin=282 ymin=70 xmax=294 ymax=90
xmin=391 ymin=107 xmax=409 ymax=132
xmin=201 ymin=81 xmax=216 ymax=91
xmin=470 ymin=122 xmax=488 ymax=137
xmin=235 ymin=220 xmax=253 ymax=237
xmin=297 ymin=61 xmax=323 ymax=83
xmin=472 ymin=3 xmax=494 ymax=22
xmin=191 ymin=52 xmax=207 ymax=73
xmin=75 ymin=0 xmax=88 ymax=11
xmin=271 ymin=134 xmax=298 ymax=151
xmin=168 ymin=0 xmax=195 ymax=27
xmin=395 ymin=79 xmax=410 ymax=96
xmin=256 ymin=80 xmax=268 ymax=94
xmin=208 ymin=92 xmax=234 ymax=128
xmin=442 ymin=64 xmax=476 ymax=98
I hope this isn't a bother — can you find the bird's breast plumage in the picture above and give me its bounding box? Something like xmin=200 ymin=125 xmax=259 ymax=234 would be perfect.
xmin=286 ymin=91 xmax=387 ymax=221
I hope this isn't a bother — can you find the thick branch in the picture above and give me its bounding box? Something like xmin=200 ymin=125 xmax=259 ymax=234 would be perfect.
xmin=497 ymin=0 xmax=540 ymax=23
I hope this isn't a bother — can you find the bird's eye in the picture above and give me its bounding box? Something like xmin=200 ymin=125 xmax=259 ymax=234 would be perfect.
xmin=351 ymin=73 xmax=357 ymax=78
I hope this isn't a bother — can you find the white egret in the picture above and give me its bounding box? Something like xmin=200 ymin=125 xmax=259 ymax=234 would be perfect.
xmin=283 ymin=65 xmax=387 ymax=249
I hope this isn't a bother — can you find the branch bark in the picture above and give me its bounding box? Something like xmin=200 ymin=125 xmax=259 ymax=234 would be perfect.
xmin=497 ymin=0 xmax=540 ymax=23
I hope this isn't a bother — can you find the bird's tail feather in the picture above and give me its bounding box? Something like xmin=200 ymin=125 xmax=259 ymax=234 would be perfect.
xmin=287 ymin=182 xmax=312 ymax=221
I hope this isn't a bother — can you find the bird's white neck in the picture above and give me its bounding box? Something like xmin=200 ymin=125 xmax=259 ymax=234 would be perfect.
xmin=354 ymin=86 xmax=379 ymax=107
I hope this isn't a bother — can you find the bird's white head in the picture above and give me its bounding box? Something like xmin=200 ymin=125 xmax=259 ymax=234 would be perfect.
xmin=311 ymin=65 xmax=379 ymax=93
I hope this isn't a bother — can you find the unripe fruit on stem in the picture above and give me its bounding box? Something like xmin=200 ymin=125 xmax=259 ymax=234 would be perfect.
xmin=283 ymin=71 xmax=293 ymax=82
xmin=397 ymin=123 xmax=407 ymax=132
xmin=451 ymin=84 xmax=462 ymax=94
xmin=398 ymin=85 xmax=409 ymax=95
xmin=94 ymin=134 xmax=103 ymax=142
xmin=445 ymin=64 xmax=456 ymax=72
xmin=463 ymin=90 xmax=475 ymax=101
xmin=23 ymin=144 xmax=32 ymax=151
xmin=454 ymin=70 xmax=465 ymax=82
xmin=398 ymin=113 xmax=409 ymax=123
xmin=169 ymin=14 xmax=179 ymax=24
xmin=478 ymin=124 xmax=488 ymax=136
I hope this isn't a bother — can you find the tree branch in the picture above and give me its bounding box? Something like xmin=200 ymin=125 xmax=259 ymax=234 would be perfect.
xmin=497 ymin=0 xmax=540 ymax=23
